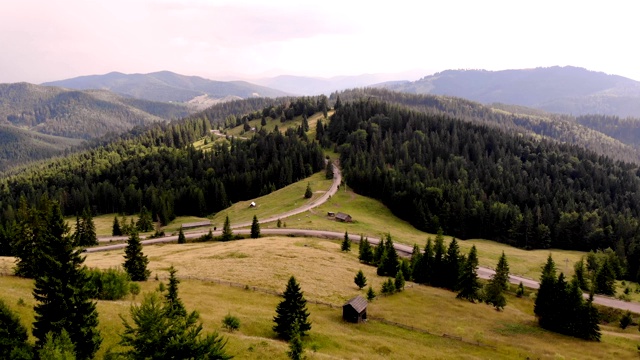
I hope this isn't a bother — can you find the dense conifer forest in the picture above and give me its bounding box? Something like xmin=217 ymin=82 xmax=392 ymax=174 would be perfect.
xmin=327 ymin=99 xmax=640 ymax=281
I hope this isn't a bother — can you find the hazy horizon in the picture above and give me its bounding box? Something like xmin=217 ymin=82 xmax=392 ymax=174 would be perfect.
xmin=2 ymin=1 xmax=638 ymax=83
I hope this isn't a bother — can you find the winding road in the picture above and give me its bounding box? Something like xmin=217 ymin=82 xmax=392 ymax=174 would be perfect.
xmin=89 ymin=164 xmax=640 ymax=313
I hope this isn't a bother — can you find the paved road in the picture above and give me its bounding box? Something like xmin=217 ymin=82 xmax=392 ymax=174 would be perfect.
xmin=91 ymin=164 xmax=640 ymax=313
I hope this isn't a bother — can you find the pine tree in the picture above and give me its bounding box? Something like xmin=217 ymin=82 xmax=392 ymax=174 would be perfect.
xmin=136 ymin=206 xmax=154 ymax=232
xmin=373 ymin=237 xmax=385 ymax=265
xmin=123 ymin=232 xmax=150 ymax=281
xmin=366 ymin=286 xmax=376 ymax=301
xmin=381 ymin=278 xmax=396 ymax=295
xmin=432 ymin=229 xmax=446 ymax=287
xmin=273 ymin=276 xmax=312 ymax=340
xmin=341 ymin=231 xmax=351 ymax=252
xmin=32 ymin=201 xmax=101 ymax=360
xmin=221 ymin=215 xmax=233 ymax=241
xmin=534 ymin=254 xmax=557 ymax=329
xmin=13 ymin=197 xmax=48 ymax=278
xmin=119 ymin=279 xmax=231 ymax=359
xmin=415 ymin=237 xmax=434 ymax=285
xmin=354 ymin=270 xmax=367 ymax=289
xmin=304 ymin=183 xmax=312 ymax=199
xmin=75 ymin=208 xmax=97 ymax=247
xmin=574 ymin=258 xmax=588 ymax=291
xmin=456 ymin=245 xmax=481 ymax=302
xmin=38 ymin=329 xmax=76 ymax=360
xmin=410 ymin=244 xmax=422 ymax=281
xmin=444 ymin=237 xmax=463 ymax=290
xmin=0 ymin=298 xmax=33 ymax=359
xmin=325 ymin=160 xmax=334 ymax=180
xmin=178 ymin=226 xmax=186 ymax=244
xmin=164 ymin=266 xmax=186 ymax=318
xmin=395 ymin=269 xmax=405 ymax=292
xmin=583 ymin=293 xmax=601 ymax=341
xmin=377 ymin=234 xmax=399 ymax=277
xmin=358 ymin=236 xmax=374 ymax=264
xmin=250 ymin=215 xmax=261 ymax=239
xmin=595 ymin=258 xmax=616 ymax=295
xmin=484 ymin=252 xmax=510 ymax=310
xmin=112 ymin=216 xmax=122 ymax=236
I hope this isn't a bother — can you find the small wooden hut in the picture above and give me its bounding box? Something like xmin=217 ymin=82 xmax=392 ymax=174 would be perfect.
xmin=343 ymin=295 xmax=367 ymax=323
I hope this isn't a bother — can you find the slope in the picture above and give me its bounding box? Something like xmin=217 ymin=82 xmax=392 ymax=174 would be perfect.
xmin=43 ymin=71 xmax=289 ymax=103
xmin=378 ymin=66 xmax=640 ymax=117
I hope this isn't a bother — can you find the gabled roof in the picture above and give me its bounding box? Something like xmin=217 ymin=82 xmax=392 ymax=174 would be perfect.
xmin=344 ymin=295 xmax=367 ymax=313
xmin=336 ymin=212 xmax=351 ymax=220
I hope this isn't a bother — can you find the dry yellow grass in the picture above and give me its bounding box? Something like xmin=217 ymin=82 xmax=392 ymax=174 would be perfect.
xmin=2 ymin=236 xmax=639 ymax=359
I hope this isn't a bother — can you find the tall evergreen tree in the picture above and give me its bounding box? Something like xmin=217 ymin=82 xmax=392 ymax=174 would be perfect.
xmin=221 ymin=215 xmax=233 ymax=242
xmin=415 ymin=237 xmax=434 ymax=284
xmin=534 ymin=255 xmax=557 ymax=330
xmin=484 ymin=252 xmax=510 ymax=310
xmin=410 ymin=244 xmax=422 ymax=281
xmin=325 ymin=160 xmax=334 ymax=180
xmin=456 ymin=245 xmax=481 ymax=302
xmin=178 ymin=226 xmax=186 ymax=244
xmin=112 ymin=216 xmax=122 ymax=236
xmin=377 ymin=234 xmax=399 ymax=277
xmin=136 ymin=206 xmax=154 ymax=232
xmin=341 ymin=231 xmax=351 ymax=252
xmin=13 ymin=197 xmax=48 ymax=278
xmin=250 ymin=215 xmax=261 ymax=239
xmin=444 ymin=237 xmax=463 ymax=290
xmin=0 ymin=298 xmax=33 ymax=359
xmin=123 ymin=232 xmax=150 ymax=281
xmin=32 ymin=201 xmax=101 ymax=360
xmin=74 ymin=208 xmax=97 ymax=247
xmin=395 ymin=269 xmax=405 ymax=292
xmin=273 ymin=276 xmax=311 ymax=340
xmin=358 ymin=236 xmax=374 ymax=264
xmin=432 ymin=229 xmax=446 ymax=287
xmin=594 ymin=258 xmax=616 ymax=295
xmin=372 ymin=237 xmax=385 ymax=265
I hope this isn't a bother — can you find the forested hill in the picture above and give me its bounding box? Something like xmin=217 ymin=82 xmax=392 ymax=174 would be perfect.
xmin=0 ymin=83 xmax=190 ymax=139
xmin=328 ymin=99 xmax=640 ymax=280
xmin=0 ymin=96 xmax=328 ymax=255
xmin=43 ymin=71 xmax=289 ymax=103
xmin=332 ymin=88 xmax=640 ymax=164
xmin=376 ymin=66 xmax=640 ymax=117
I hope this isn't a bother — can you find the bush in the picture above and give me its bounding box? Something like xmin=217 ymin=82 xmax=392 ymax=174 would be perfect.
xmin=620 ymin=311 xmax=633 ymax=329
xmin=222 ymin=314 xmax=240 ymax=332
xmin=86 ymin=268 xmax=131 ymax=300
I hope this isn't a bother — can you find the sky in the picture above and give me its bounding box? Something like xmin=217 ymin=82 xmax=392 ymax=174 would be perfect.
xmin=1 ymin=0 xmax=638 ymax=84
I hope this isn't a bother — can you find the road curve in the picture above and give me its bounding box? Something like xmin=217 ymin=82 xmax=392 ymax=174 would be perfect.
xmin=91 ymin=164 xmax=640 ymax=312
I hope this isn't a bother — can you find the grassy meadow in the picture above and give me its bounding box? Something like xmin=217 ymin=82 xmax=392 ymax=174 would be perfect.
xmin=1 ymin=236 xmax=639 ymax=359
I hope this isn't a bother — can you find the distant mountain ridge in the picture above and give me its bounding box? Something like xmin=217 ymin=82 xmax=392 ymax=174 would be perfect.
xmin=43 ymin=71 xmax=289 ymax=103
xmin=375 ymin=66 xmax=640 ymax=117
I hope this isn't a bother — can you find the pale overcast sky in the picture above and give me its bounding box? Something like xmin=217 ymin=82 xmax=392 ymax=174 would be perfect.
xmin=1 ymin=0 xmax=637 ymax=83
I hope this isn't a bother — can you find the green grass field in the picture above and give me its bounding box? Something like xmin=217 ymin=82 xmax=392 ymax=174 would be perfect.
xmin=1 ymin=237 xmax=638 ymax=359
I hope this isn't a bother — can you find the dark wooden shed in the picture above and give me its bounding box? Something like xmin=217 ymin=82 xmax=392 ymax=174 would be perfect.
xmin=343 ymin=295 xmax=367 ymax=323
xmin=335 ymin=212 xmax=352 ymax=222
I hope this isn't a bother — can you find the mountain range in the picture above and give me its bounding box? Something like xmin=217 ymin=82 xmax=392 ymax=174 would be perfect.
xmin=375 ymin=66 xmax=640 ymax=117
xmin=43 ymin=71 xmax=289 ymax=104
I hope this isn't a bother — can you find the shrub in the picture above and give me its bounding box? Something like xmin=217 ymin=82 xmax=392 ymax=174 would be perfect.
xmin=222 ymin=314 xmax=240 ymax=332
xmin=86 ymin=267 xmax=131 ymax=300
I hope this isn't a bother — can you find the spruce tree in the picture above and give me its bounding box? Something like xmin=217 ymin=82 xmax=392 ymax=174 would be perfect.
xmin=381 ymin=278 xmax=396 ymax=295
xmin=395 ymin=269 xmax=405 ymax=292
xmin=366 ymin=286 xmax=376 ymax=301
xmin=377 ymin=234 xmax=399 ymax=277
xmin=444 ymin=237 xmax=463 ymax=290
xmin=595 ymin=259 xmax=616 ymax=295
xmin=573 ymin=257 xmax=588 ymax=290
xmin=325 ymin=160 xmax=334 ymax=180
xmin=13 ymin=197 xmax=48 ymax=278
xmin=286 ymin=320 xmax=305 ymax=360
xmin=534 ymin=254 xmax=557 ymax=329
xmin=484 ymin=252 xmax=510 ymax=310
xmin=221 ymin=215 xmax=233 ymax=241
xmin=112 ymin=216 xmax=122 ymax=236
xmin=432 ymin=229 xmax=446 ymax=287
xmin=136 ymin=206 xmax=154 ymax=233
xmin=358 ymin=236 xmax=374 ymax=264
xmin=304 ymin=183 xmax=313 ymax=199
xmin=273 ymin=276 xmax=311 ymax=340
xmin=164 ymin=266 xmax=186 ymax=318
xmin=32 ymin=201 xmax=101 ymax=360
xmin=354 ymin=270 xmax=367 ymax=289
xmin=372 ymin=237 xmax=385 ymax=265
xmin=250 ymin=215 xmax=261 ymax=239
xmin=0 ymin=298 xmax=33 ymax=359
xmin=415 ymin=237 xmax=434 ymax=285
xmin=456 ymin=245 xmax=481 ymax=302
xmin=178 ymin=226 xmax=186 ymax=244
xmin=75 ymin=208 xmax=97 ymax=247
xmin=38 ymin=329 xmax=76 ymax=360
xmin=341 ymin=231 xmax=351 ymax=252
xmin=410 ymin=244 xmax=422 ymax=281
xmin=123 ymin=232 xmax=150 ymax=281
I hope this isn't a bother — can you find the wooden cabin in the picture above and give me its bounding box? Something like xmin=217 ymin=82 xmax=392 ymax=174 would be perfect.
xmin=343 ymin=295 xmax=367 ymax=323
